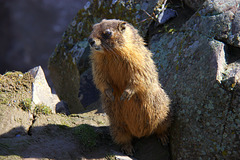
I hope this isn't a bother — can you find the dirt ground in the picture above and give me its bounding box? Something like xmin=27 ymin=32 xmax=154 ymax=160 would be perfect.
xmin=0 ymin=71 xmax=169 ymax=160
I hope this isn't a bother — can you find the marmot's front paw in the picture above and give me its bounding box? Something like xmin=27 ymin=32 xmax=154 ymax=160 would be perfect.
xmin=120 ymin=88 xmax=135 ymax=101
xmin=104 ymin=89 xmax=114 ymax=101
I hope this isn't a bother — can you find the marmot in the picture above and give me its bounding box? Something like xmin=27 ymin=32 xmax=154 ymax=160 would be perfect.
xmin=88 ymin=19 xmax=171 ymax=155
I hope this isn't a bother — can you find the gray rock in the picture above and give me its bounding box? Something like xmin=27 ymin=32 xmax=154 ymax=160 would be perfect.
xmin=150 ymin=0 xmax=240 ymax=159
xmin=157 ymin=8 xmax=178 ymax=24
xmin=29 ymin=66 xmax=61 ymax=114
xmin=185 ymin=0 xmax=240 ymax=48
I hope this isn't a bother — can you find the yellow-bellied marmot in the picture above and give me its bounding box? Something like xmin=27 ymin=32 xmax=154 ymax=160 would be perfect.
xmin=88 ymin=19 xmax=171 ymax=155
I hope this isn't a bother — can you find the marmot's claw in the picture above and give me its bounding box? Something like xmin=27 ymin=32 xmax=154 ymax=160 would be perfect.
xmin=121 ymin=143 xmax=135 ymax=156
xmin=120 ymin=89 xmax=134 ymax=101
xmin=158 ymin=134 xmax=169 ymax=146
xmin=105 ymin=89 xmax=114 ymax=101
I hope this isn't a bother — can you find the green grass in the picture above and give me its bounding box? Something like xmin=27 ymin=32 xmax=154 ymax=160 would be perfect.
xmin=105 ymin=154 xmax=116 ymax=160
xmin=73 ymin=124 xmax=98 ymax=149
xmin=34 ymin=104 xmax=52 ymax=115
xmin=19 ymin=98 xmax=32 ymax=111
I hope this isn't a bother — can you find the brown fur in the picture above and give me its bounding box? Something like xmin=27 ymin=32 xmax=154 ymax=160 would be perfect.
xmin=89 ymin=19 xmax=171 ymax=155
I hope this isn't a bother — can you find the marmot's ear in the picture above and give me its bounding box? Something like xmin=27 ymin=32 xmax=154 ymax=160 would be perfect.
xmin=118 ymin=22 xmax=127 ymax=32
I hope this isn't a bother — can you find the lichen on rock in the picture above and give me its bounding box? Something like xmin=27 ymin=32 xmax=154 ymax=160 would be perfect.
xmin=150 ymin=0 xmax=240 ymax=159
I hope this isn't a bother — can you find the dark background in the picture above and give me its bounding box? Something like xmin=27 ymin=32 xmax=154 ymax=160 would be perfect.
xmin=0 ymin=0 xmax=87 ymax=84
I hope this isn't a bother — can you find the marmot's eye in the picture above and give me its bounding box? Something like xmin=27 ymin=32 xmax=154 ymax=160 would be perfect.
xmin=102 ymin=29 xmax=112 ymax=39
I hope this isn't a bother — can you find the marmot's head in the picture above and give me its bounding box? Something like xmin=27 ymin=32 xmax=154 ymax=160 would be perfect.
xmin=88 ymin=19 xmax=141 ymax=53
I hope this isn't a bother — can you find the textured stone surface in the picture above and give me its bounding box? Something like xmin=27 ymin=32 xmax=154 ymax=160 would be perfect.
xmin=150 ymin=0 xmax=240 ymax=159
xmin=185 ymin=0 xmax=240 ymax=48
xmin=29 ymin=66 xmax=61 ymax=113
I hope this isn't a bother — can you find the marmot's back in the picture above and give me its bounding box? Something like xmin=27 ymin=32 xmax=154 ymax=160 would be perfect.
xmin=89 ymin=19 xmax=171 ymax=156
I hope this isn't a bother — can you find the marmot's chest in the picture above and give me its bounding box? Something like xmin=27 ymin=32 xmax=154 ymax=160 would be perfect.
xmin=106 ymin=56 xmax=132 ymax=90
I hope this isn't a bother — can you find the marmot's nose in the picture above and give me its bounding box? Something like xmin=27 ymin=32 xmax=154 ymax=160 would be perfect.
xmin=88 ymin=38 xmax=95 ymax=47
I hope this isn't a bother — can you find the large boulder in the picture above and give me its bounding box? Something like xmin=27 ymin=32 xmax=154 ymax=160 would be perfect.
xmin=48 ymin=0 xmax=163 ymax=113
xmin=150 ymin=0 xmax=240 ymax=159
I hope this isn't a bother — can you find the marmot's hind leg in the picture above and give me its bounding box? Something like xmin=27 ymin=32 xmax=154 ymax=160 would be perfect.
xmin=155 ymin=118 xmax=171 ymax=145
